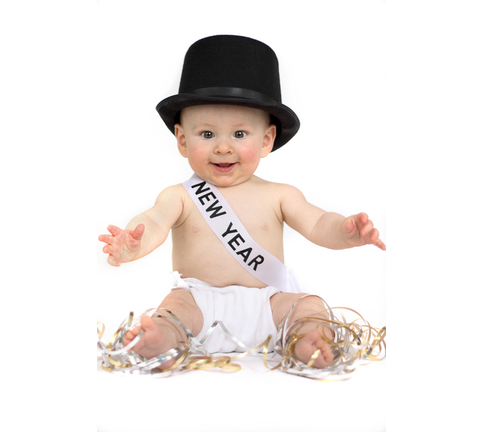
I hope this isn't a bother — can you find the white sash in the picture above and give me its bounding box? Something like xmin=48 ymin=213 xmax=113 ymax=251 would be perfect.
xmin=182 ymin=174 xmax=300 ymax=293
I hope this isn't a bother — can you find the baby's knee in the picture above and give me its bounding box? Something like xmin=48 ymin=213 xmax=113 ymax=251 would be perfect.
xmin=271 ymin=292 xmax=333 ymax=336
xmin=271 ymin=292 xmax=327 ymax=313
xmin=271 ymin=292 xmax=324 ymax=326
xmin=158 ymin=290 xmax=204 ymax=336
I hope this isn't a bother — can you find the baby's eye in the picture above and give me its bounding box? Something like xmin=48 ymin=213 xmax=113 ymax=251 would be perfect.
xmin=234 ymin=131 xmax=246 ymax=138
xmin=202 ymin=131 xmax=214 ymax=139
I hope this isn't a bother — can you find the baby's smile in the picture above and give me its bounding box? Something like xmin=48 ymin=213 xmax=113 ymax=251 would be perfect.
xmin=211 ymin=162 xmax=237 ymax=172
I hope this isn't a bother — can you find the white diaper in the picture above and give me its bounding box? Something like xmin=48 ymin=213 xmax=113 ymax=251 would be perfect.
xmin=171 ymin=272 xmax=279 ymax=353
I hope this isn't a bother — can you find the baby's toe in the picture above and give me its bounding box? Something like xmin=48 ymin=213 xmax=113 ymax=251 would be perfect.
xmin=123 ymin=325 xmax=141 ymax=346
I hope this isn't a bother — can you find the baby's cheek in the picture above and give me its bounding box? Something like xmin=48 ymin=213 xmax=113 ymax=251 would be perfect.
xmin=242 ymin=147 xmax=259 ymax=161
xmin=187 ymin=145 xmax=201 ymax=157
xmin=187 ymin=147 xmax=205 ymax=163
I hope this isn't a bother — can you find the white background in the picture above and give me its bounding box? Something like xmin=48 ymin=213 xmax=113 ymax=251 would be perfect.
xmin=1 ymin=1 xmax=481 ymax=432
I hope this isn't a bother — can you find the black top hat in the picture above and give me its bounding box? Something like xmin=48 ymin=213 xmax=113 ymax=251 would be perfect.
xmin=156 ymin=35 xmax=300 ymax=152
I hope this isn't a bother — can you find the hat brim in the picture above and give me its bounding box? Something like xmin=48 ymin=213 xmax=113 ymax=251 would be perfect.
xmin=156 ymin=94 xmax=300 ymax=152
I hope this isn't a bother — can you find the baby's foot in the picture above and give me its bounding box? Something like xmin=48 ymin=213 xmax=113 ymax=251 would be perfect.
xmin=293 ymin=328 xmax=334 ymax=368
xmin=123 ymin=316 xmax=179 ymax=369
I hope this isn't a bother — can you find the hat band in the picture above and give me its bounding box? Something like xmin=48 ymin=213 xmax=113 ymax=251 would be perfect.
xmin=190 ymin=87 xmax=277 ymax=105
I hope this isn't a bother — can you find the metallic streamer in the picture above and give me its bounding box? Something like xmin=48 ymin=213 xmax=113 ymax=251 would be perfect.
xmin=97 ymin=296 xmax=385 ymax=380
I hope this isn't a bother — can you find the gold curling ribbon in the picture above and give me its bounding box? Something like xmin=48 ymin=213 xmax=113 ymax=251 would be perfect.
xmin=97 ymin=322 xmax=105 ymax=340
xmin=97 ymin=297 xmax=385 ymax=379
xmin=158 ymin=346 xmax=190 ymax=373
xmin=107 ymin=357 xmax=131 ymax=368
xmin=306 ymin=349 xmax=321 ymax=369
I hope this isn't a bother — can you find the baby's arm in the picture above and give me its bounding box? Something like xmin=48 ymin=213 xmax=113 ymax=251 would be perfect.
xmin=280 ymin=185 xmax=386 ymax=251
xmin=99 ymin=185 xmax=184 ymax=266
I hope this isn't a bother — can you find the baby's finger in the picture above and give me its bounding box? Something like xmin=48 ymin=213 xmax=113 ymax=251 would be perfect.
xmin=377 ymin=239 xmax=387 ymax=251
xmin=369 ymin=229 xmax=386 ymax=250
xmin=360 ymin=219 xmax=374 ymax=237
xmin=367 ymin=228 xmax=379 ymax=243
xmin=343 ymin=219 xmax=358 ymax=237
xmin=356 ymin=212 xmax=368 ymax=223
xmin=98 ymin=234 xmax=114 ymax=245
xmin=354 ymin=212 xmax=368 ymax=230
xmin=107 ymin=254 xmax=121 ymax=267
xmin=103 ymin=244 xmax=115 ymax=255
xmin=131 ymin=224 xmax=145 ymax=241
xmin=107 ymin=225 xmax=122 ymax=236
xmin=374 ymin=235 xmax=386 ymax=250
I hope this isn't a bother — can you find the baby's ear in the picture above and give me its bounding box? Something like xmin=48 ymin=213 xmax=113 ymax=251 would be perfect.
xmin=175 ymin=124 xmax=188 ymax=158
xmin=261 ymin=124 xmax=276 ymax=157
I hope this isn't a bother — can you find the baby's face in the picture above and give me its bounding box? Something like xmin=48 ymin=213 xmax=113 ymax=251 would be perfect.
xmin=175 ymin=105 xmax=276 ymax=187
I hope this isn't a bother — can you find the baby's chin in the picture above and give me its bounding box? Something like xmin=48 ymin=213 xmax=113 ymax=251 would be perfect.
xmin=192 ymin=169 xmax=254 ymax=188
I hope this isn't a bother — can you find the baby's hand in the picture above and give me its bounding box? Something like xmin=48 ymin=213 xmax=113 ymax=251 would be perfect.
xmin=343 ymin=213 xmax=386 ymax=251
xmin=98 ymin=224 xmax=145 ymax=266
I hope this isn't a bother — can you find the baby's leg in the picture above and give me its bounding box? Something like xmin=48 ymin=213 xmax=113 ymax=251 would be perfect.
xmin=270 ymin=293 xmax=334 ymax=368
xmin=123 ymin=289 xmax=203 ymax=368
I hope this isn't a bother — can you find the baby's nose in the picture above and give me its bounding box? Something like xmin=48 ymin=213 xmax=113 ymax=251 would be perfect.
xmin=214 ymin=138 xmax=234 ymax=154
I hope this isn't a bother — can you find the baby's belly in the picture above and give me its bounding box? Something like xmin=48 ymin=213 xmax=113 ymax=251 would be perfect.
xmin=172 ymin=238 xmax=276 ymax=288
xmin=172 ymin=251 xmax=268 ymax=288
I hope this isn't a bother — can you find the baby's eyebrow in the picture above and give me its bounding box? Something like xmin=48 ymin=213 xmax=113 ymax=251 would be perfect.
xmin=193 ymin=122 xmax=251 ymax=129
xmin=191 ymin=123 xmax=216 ymax=130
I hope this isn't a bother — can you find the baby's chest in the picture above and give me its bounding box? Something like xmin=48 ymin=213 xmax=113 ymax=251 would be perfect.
xmin=183 ymin=199 xmax=282 ymax=244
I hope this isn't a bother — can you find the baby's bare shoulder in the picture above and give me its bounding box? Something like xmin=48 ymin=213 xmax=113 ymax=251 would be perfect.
xmin=154 ymin=183 xmax=186 ymax=203
xmin=253 ymin=176 xmax=304 ymax=200
xmin=147 ymin=184 xmax=190 ymax=227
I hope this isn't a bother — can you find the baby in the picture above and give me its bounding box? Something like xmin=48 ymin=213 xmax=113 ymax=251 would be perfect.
xmin=99 ymin=35 xmax=385 ymax=370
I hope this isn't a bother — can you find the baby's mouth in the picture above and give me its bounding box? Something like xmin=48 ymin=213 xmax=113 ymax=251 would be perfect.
xmin=212 ymin=162 xmax=236 ymax=172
